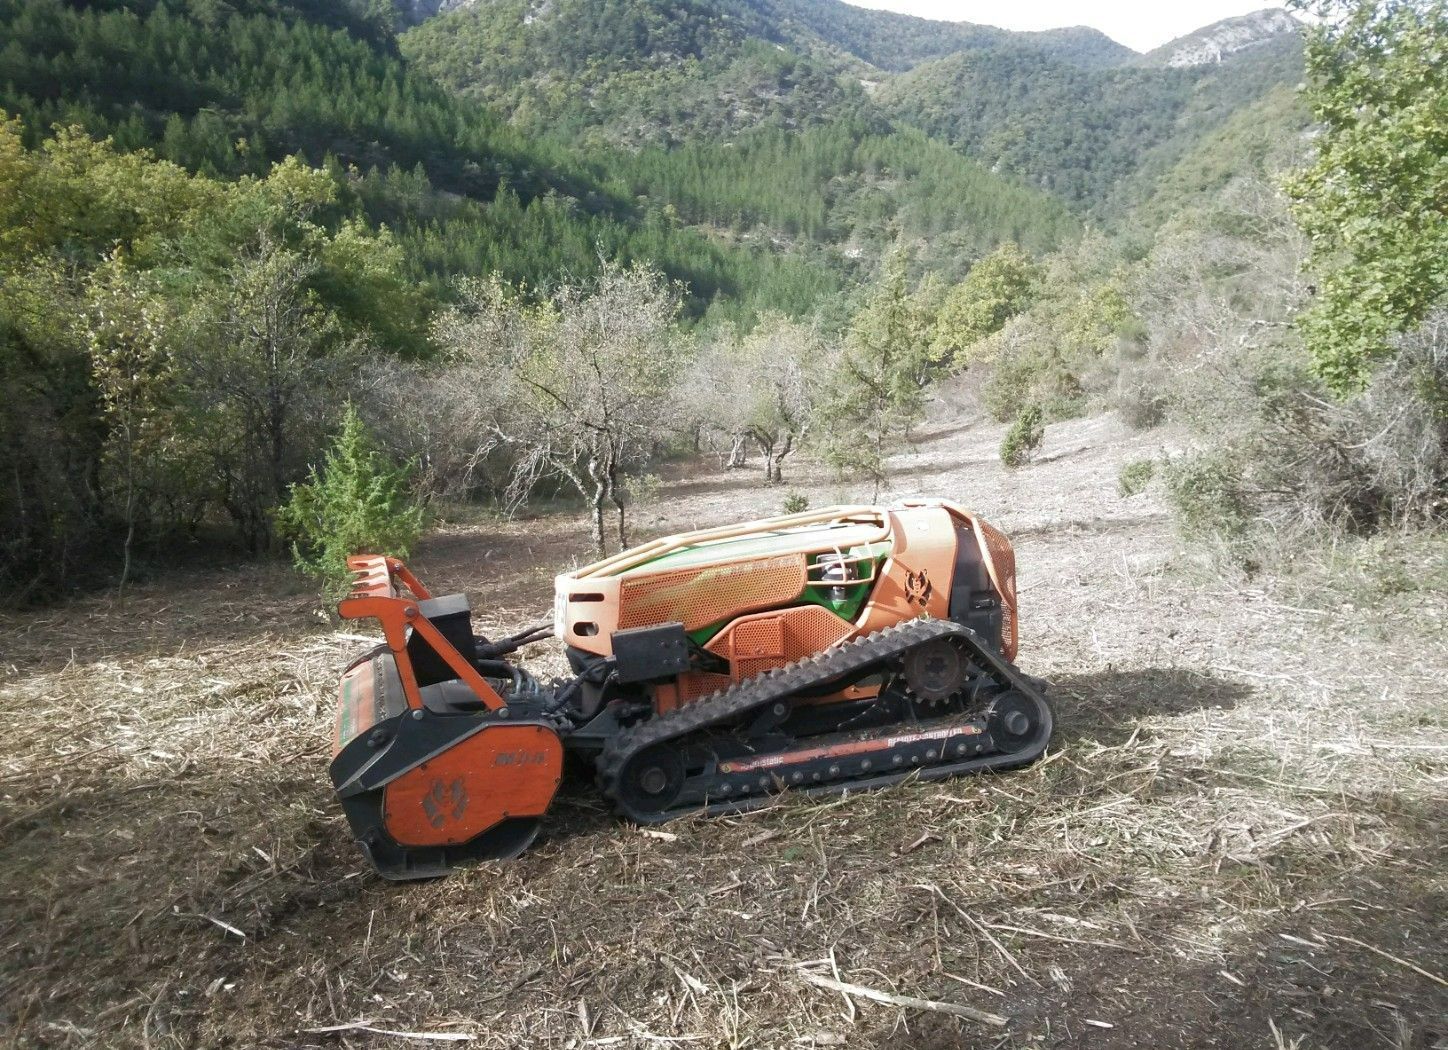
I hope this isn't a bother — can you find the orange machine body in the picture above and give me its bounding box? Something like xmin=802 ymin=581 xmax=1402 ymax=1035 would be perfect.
xmin=556 ymin=500 xmax=1017 ymax=712
xmin=330 ymin=556 xmax=565 ymax=877
xmin=328 ymin=499 xmax=1033 ymax=879
xmin=381 ymin=723 xmax=563 ymax=848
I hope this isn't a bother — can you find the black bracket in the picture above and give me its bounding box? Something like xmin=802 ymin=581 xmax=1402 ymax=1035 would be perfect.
xmin=611 ymin=622 xmax=691 ymax=684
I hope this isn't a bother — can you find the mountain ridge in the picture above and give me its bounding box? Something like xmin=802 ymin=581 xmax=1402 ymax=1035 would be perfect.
xmin=397 ymin=0 xmax=1304 ymax=216
xmin=1140 ymin=8 xmax=1301 ymax=68
xmin=395 ymin=1 xmax=1302 ymax=77
xmin=395 ymin=0 xmax=1137 ymax=70
xmin=0 ymin=0 xmax=1309 ymax=325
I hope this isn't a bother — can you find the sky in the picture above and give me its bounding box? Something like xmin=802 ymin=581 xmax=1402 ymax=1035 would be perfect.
xmin=841 ymin=0 xmax=1290 ymax=53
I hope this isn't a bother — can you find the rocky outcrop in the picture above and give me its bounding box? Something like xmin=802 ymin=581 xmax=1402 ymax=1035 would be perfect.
xmin=394 ymin=0 xmax=478 ymax=26
xmin=1149 ymin=9 xmax=1300 ymax=68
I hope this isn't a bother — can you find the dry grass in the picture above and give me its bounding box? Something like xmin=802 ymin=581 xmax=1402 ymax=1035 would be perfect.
xmin=1 ymin=405 xmax=1444 ymax=1049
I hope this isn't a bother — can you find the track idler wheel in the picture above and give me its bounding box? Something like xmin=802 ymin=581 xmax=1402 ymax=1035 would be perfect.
xmin=987 ymin=690 xmax=1048 ymax=754
xmin=614 ymin=744 xmax=686 ymax=822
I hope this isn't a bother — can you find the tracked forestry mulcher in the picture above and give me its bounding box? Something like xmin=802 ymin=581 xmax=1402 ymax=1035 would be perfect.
xmin=329 ymin=499 xmax=1053 ymax=878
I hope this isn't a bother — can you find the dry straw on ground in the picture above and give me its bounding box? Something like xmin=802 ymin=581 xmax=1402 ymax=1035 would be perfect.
xmin=2 ymin=408 xmax=1444 ymax=1048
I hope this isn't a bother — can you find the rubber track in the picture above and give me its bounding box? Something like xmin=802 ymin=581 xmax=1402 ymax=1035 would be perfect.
xmin=597 ymin=618 xmax=1052 ymax=823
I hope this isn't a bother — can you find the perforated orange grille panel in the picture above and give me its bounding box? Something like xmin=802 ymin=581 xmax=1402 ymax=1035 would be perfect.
xmin=707 ymin=604 xmax=856 ymax=680
xmin=617 ymin=554 xmax=807 ymax=632
xmin=973 ymin=518 xmax=1018 ymax=660
xmin=670 ymin=671 xmax=734 ymax=708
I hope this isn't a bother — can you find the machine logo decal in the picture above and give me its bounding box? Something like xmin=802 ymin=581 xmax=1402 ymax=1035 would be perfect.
xmin=422 ymin=777 xmax=469 ymax=828
xmin=905 ymin=569 xmax=933 ymax=607
xmin=494 ymin=750 xmax=550 ymax=767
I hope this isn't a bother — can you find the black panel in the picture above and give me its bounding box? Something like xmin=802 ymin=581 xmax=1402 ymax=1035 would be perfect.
xmin=406 ymin=593 xmax=475 ymax=687
xmin=948 ymin=524 xmax=1004 ymax=654
xmin=420 ymin=678 xmax=490 ymax=715
xmin=611 ymin=622 xmax=691 ymax=684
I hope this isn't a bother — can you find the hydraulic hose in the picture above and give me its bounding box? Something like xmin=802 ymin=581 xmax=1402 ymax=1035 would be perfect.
xmin=477 ymin=621 xmax=553 ymax=659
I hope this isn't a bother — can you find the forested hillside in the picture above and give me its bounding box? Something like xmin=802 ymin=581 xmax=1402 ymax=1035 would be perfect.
xmin=877 ymin=33 xmax=1303 ymax=210
xmin=0 ymin=0 xmax=1355 ymax=602
xmin=607 ymin=123 xmax=1075 ymax=276
xmin=0 ymin=0 xmax=837 ymax=598
xmin=1111 ymin=81 xmax=1309 ymax=227
xmin=401 ymin=0 xmax=1303 ymax=215
xmin=397 ymin=0 xmax=1081 ymax=271
xmin=0 ymin=0 xmax=839 ymax=315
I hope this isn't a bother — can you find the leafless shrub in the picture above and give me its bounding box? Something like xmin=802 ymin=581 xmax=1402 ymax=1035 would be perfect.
xmin=1168 ymin=312 xmax=1448 ymax=544
xmin=1108 ymin=367 xmax=1170 ymax=430
xmin=347 ymin=358 xmax=488 ymax=510
xmin=1114 ymin=177 xmax=1445 ymax=547
xmin=1343 ymin=315 xmax=1448 ymax=523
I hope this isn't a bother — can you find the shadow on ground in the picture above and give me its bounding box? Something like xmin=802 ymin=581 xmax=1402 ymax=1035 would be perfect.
xmin=1010 ymin=512 xmax=1168 ymax=542
xmin=1048 ymin=667 xmax=1251 ymax=747
xmin=0 ymin=562 xmax=322 ymax=677
xmin=907 ymin=420 xmax=984 ymax=446
xmin=531 ymin=667 xmax=1255 ymax=853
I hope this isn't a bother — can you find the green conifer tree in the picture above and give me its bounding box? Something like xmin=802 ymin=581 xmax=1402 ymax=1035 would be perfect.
xmin=277 ymin=405 xmax=424 ymax=604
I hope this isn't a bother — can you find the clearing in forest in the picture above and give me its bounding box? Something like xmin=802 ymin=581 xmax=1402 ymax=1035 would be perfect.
xmin=2 ymin=408 xmax=1444 ymax=1048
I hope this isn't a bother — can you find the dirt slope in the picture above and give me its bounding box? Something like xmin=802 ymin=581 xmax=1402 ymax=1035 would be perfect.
xmin=2 ymin=407 xmax=1444 ymax=1049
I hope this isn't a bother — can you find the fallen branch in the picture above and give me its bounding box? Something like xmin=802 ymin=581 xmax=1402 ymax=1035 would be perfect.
xmin=796 ymin=970 xmax=1008 ymax=1027
xmin=909 ymin=883 xmax=1038 ymax=984
xmin=303 ymin=1021 xmax=474 ymax=1042
xmin=897 ymin=831 xmax=939 ymax=855
xmin=942 ymin=972 xmax=1005 ymax=997
xmin=175 ymin=912 xmax=247 ymax=940
xmin=1322 ymin=934 xmax=1447 ymax=988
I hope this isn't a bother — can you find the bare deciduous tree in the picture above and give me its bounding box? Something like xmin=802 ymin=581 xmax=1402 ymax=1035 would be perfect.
xmin=686 ymin=315 xmax=820 ymax=483
xmin=436 ymin=264 xmax=684 ymax=555
xmin=84 ymin=264 xmax=177 ymax=594
xmin=738 ymin=317 xmax=817 ymax=484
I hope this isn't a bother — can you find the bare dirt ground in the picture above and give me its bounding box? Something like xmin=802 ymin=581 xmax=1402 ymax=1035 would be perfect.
xmin=3 ymin=395 xmax=1445 ymax=1049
